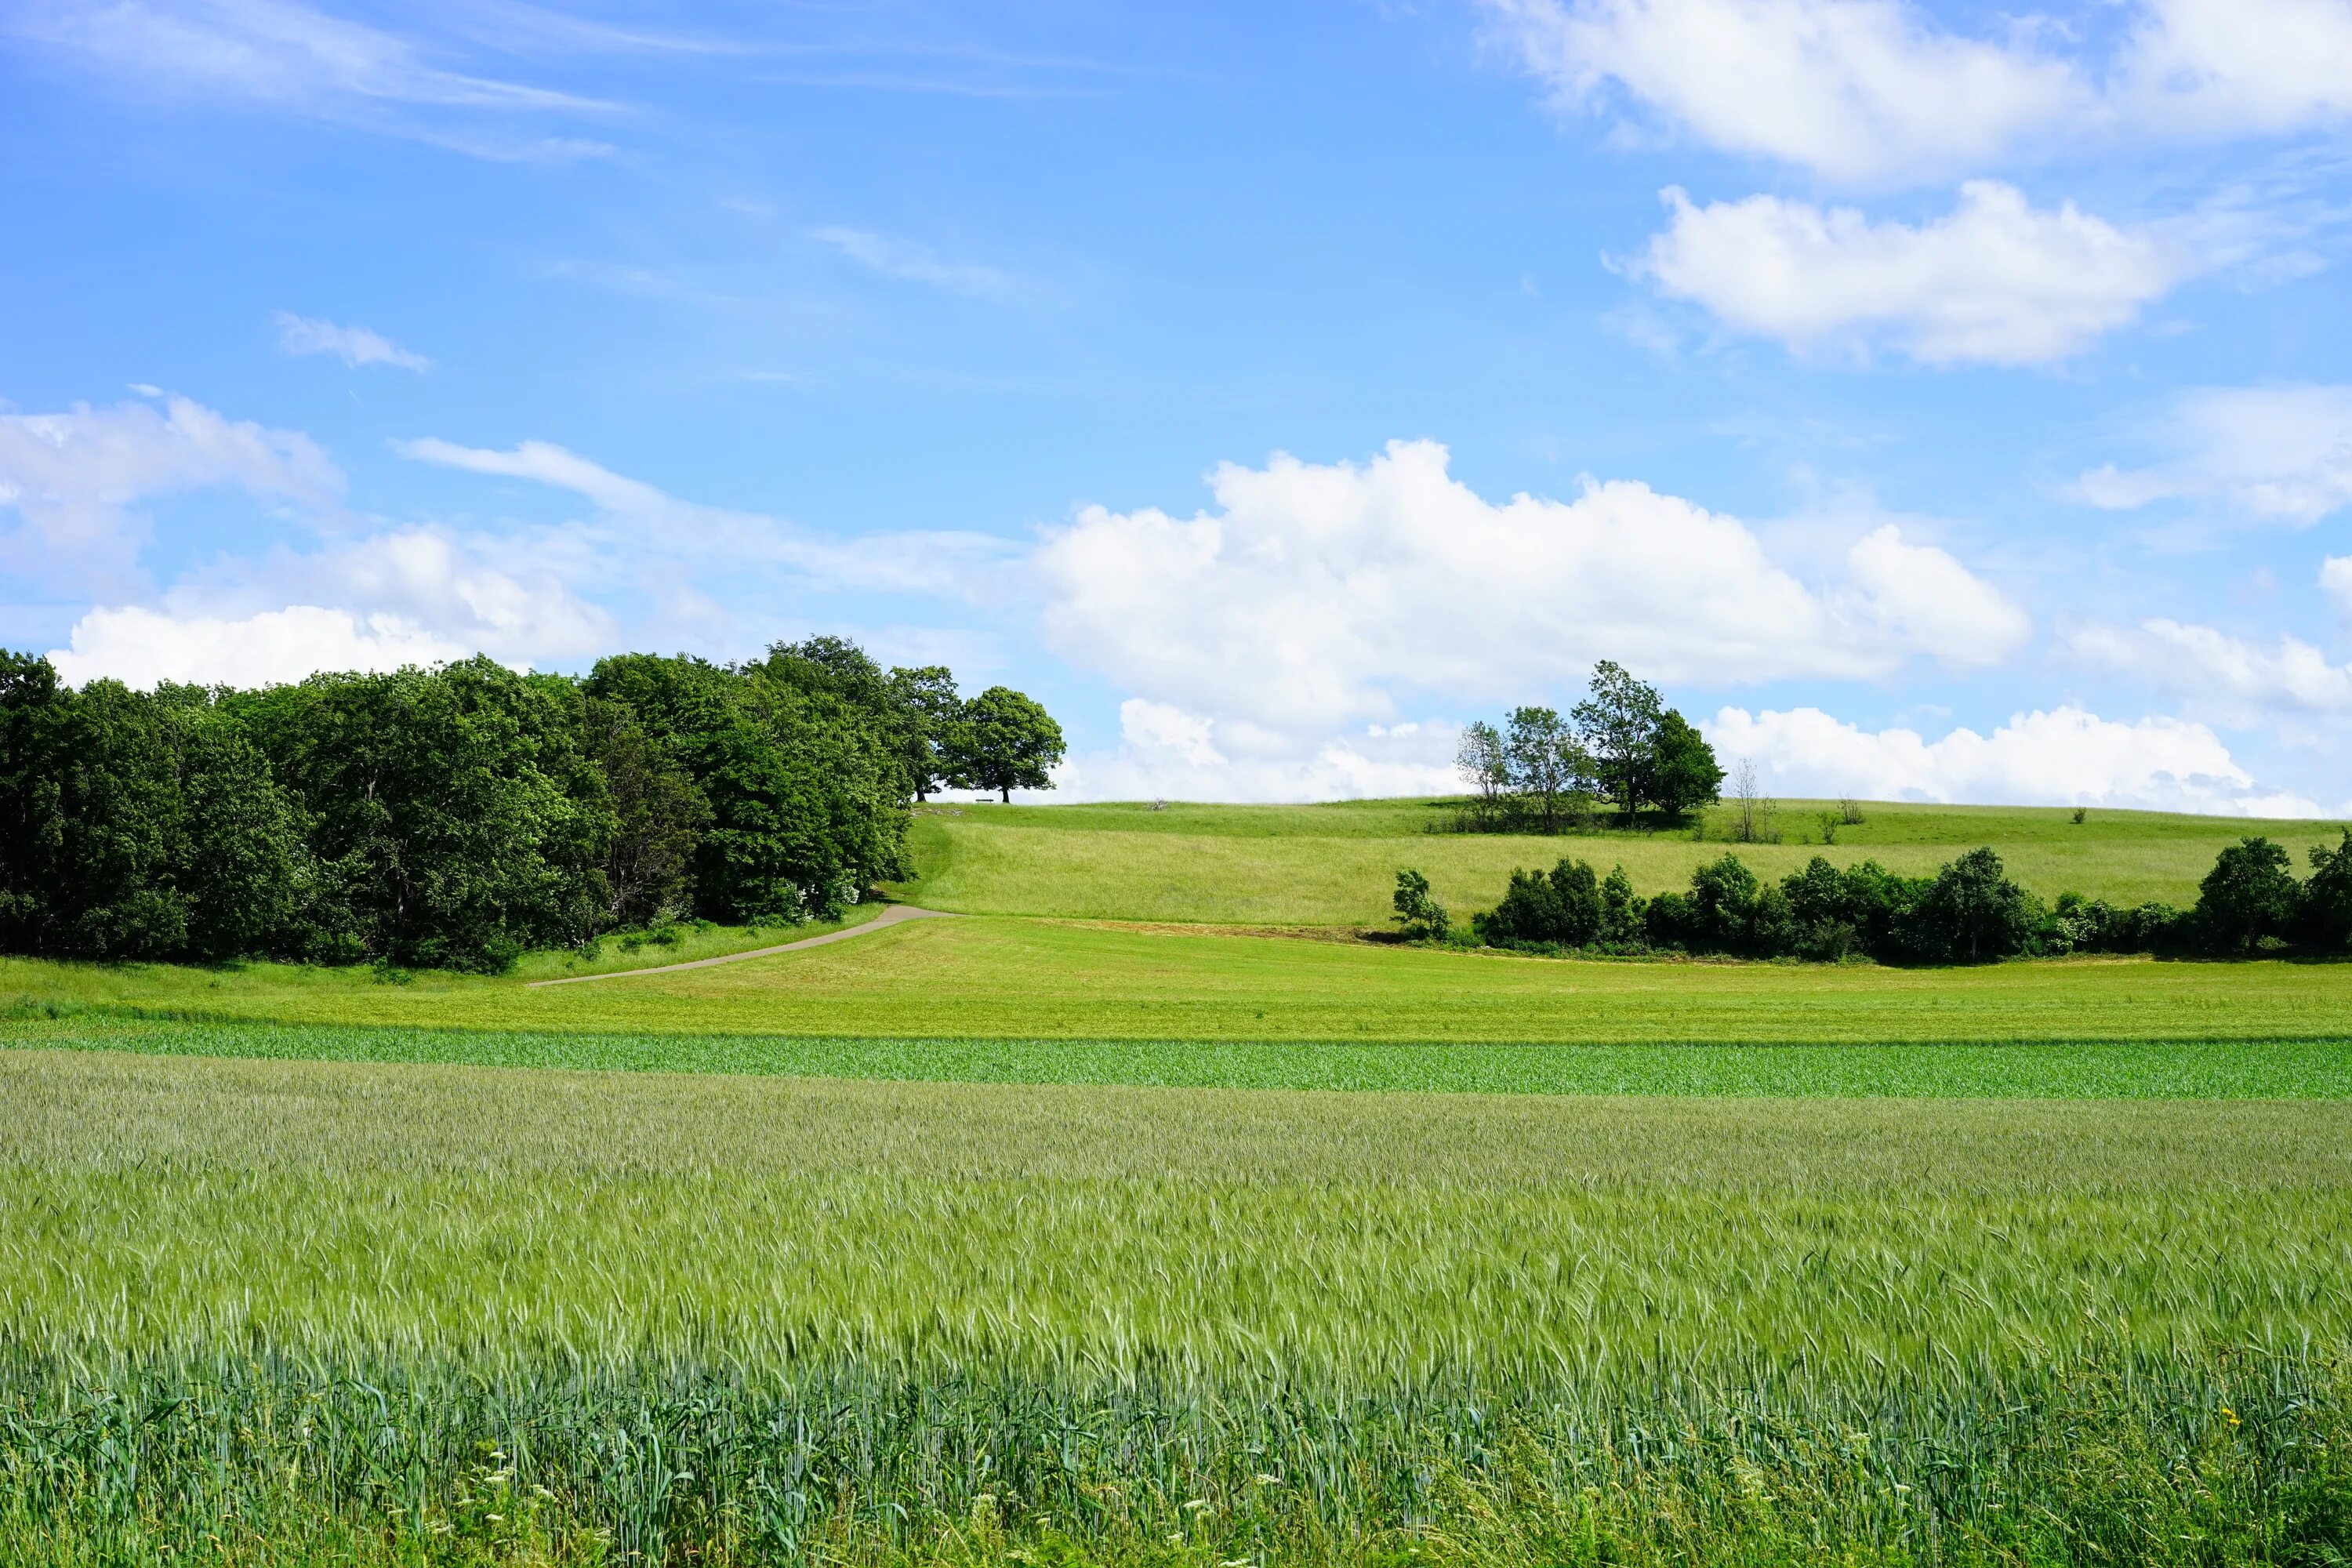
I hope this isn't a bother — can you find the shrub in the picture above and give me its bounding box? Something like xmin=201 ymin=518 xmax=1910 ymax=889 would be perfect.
xmin=1390 ymin=869 xmax=1450 ymax=941
xmin=1473 ymin=858 xmax=1602 ymax=948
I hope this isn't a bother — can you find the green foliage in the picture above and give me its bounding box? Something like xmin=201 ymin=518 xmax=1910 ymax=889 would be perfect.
xmin=2197 ymin=836 xmax=2302 ymax=955
xmin=0 ymin=634 xmax=1033 ymax=969
xmin=1570 ymin=658 xmax=1661 ymax=822
xmin=581 ymin=695 xmax=710 ymax=927
xmin=952 ymin=685 xmax=1066 ymax=802
xmin=230 ymin=657 xmax=615 ymax=970
xmin=586 ymin=652 xmax=909 ymax=924
xmin=887 ymin=663 xmax=967 ymax=800
xmin=1389 ymin=867 xmax=1450 ymax=940
xmin=2307 ymin=829 xmax=2352 ymax=954
xmin=1473 ymin=856 xmax=1605 ymax=948
xmin=1642 ymin=708 xmax=1724 ymax=820
xmin=1458 ymin=662 xmax=1722 ymax=832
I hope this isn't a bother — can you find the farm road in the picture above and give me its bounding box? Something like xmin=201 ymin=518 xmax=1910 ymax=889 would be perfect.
xmin=528 ymin=905 xmax=956 ymax=987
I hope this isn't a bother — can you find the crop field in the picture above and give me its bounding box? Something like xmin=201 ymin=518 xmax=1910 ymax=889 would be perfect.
xmin=4 ymin=798 xmax=2350 ymax=1564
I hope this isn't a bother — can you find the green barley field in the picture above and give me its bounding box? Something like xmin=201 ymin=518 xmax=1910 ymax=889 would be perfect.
xmin=5 ymin=799 xmax=2351 ymax=1565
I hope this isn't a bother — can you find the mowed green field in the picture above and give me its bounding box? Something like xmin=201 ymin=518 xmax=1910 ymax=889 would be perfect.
xmin=895 ymin=796 xmax=2352 ymax=924
xmin=9 ymin=914 xmax=2352 ymax=1045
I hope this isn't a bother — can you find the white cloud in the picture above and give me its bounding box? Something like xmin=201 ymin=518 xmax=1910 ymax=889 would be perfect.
xmin=0 ymin=390 xmax=341 ymax=593
xmin=2066 ymin=619 xmax=2352 ymax=720
xmin=396 ymin=435 xmax=1018 ymax=598
xmin=1634 ymin=182 xmax=2187 ymax=365
xmin=810 ymin=227 xmax=1009 ymax=297
xmin=1481 ymin=0 xmax=2352 ymax=185
xmin=6 ymin=0 xmax=615 ymax=158
xmin=1047 ymin=700 xmax=1463 ymax=804
xmin=2070 ymin=385 xmax=2352 ymax=524
xmin=2325 ymin=555 xmax=2352 ymax=617
xmin=2117 ymin=0 xmax=2352 ymax=140
xmin=1482 ymin=0 xmax=2084 ymax=185
xmin=1033 ymin=438 xmax=2027 ymax=731
xmin=274 ymin=312 xmax=431 ymax=371
xmin=1709 ymin=702 xmax=2322 ymax=816
xmin=45 ymin=604 xmax=466 ymax=689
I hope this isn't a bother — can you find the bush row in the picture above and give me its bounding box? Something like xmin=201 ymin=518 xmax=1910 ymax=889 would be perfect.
xmin=1395 ymin=833 xmax=2352 ymax=963
xmin=0 ymin=640 xmax=1062 ymax=971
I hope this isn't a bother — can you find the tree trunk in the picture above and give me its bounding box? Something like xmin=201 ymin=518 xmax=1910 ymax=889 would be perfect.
xmin=1000 ymin=786 xmax=1011 ymax=804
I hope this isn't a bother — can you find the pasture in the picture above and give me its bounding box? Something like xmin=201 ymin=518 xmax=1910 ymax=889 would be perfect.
xmin=4 ymin=797 xmax=2350 ymax=1564
xmin=895 ymin=797 xmax=2352 ymax=923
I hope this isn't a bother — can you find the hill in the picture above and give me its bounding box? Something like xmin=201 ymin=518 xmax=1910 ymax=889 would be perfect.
xmin=891 ymin=795 xmax=2350 ymax=924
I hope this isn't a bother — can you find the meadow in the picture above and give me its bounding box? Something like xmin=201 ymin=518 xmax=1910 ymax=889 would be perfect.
xmin=894 ymin=797 xmax=2352 ymax=924
xmin=5 ymin=797 xmax=2351 ymax=1564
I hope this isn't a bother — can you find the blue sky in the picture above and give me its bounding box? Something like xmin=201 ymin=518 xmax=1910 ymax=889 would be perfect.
xmin=4 ymin=0 xmax=2350 ymax=811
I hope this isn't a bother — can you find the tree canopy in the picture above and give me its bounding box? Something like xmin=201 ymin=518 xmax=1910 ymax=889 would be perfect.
xmin=0 ymin=641 xmax=1062 ymax=971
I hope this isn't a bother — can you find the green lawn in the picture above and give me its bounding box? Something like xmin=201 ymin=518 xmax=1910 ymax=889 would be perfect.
xmin=895 ymin=797 xmax=2351 ymax=924
xmin=9 ymin=913 xmax=2352 ymax=1043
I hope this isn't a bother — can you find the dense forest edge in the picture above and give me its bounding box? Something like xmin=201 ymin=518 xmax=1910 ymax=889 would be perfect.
xmin=0 ymin=640 xmax=1063 ymax=971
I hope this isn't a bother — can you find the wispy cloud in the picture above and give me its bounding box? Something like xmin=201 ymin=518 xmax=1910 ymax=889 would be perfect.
xmin=6 ymin=0 xmax=619 ymax=158
xmin=811 ymin=227 xmax=1011 ymax=297
xmin=274 ymin=312 xmax=431 ymax=371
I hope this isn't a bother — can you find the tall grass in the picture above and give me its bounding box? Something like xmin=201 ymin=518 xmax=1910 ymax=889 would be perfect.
xmin=5 ymin=1049 xmax=2351 ymax=1562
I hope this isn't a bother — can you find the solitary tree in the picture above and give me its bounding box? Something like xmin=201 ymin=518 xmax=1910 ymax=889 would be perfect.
xmin=953 ymin=687 xmax=1066 ymax=803
xmin=1454 ymin=720 xmax=1509 ymax=826
xmin=1570 ymin=660 xmax=1664 ymax=823
xmin=1504 ymin=706 xmax=1589 ymax=834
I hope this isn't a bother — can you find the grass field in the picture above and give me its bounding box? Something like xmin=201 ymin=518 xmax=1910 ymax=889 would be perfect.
xmin=7 ymin=797 xmax=2352 ymax=1563
xmin=9 ymin=913 xmax=2351 ymax=1044
xmin=16 ymin=1016 xmax=2352 ymax=1095
xmin=895 ymin=797 xmax=2352 ymax=924
xmin=7 ymin=1047 xmax=2351 ymax=1564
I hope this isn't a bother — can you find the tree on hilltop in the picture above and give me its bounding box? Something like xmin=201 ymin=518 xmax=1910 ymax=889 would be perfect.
xmin=952 ymin=687 xmax=1065 ymax=803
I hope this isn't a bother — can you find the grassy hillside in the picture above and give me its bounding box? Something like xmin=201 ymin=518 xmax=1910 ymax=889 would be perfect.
xmin=9 ymin=914 xmax=2351 ymax=1043
xmin=895 ymin=796 xmax=2351 ymax=924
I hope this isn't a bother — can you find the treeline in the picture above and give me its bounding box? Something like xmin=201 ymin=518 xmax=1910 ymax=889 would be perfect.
xmin=1454 ymin=661 xmax=1724 ymax=832
xmin=0 ymin=638 xmax=1064 ymax=971
xmin=1395 ymin=835 xmax=2352 ymax=963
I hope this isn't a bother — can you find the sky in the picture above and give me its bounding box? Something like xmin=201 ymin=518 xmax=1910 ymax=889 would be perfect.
xmin=3 ymin=0 xmax=2350 ymax=814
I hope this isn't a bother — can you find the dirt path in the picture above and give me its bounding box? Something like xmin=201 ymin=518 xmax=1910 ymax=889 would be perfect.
xmin=527 ymin=905 xmax=957 ymax=987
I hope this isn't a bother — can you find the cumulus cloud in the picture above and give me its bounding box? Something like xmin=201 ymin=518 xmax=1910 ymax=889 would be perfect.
xmin=45 ymin=604 xmax=466 ymax=689
xmin=1633 ymin=182 xmax=2188 ymax=365
xmin=0 ymin=390 xmax=341 ymax=594
xmin=274 ymin=312 xmax=431 ymax=370
xmin=1047 ymin=700 xmax=1464 ymax=804
xmin=2067 ymin=619 xmax=2352 ymax=722
xmin=1709 ymin=702 xmax=2321 ymax=816
xmin=1482 ymin=0 xmax=2084 ymax=185
xmin=1034 ymin=439 xmax=2027 ymax=731
xmin=1482 ymin=0 xmax=2352 ymax=185
xmin=2070 ymin=385 xmax=2352 ymax=524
